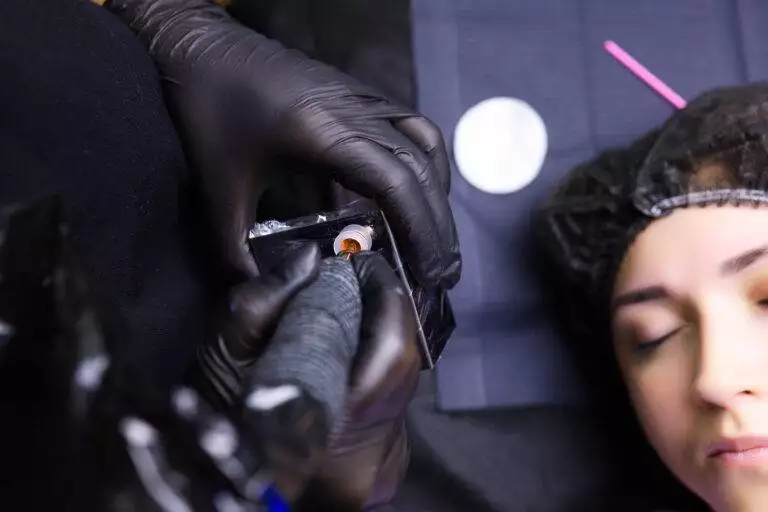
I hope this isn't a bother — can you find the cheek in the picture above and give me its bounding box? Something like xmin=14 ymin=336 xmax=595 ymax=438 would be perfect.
xmin=624 ymin=355 xmax=693 ymax=466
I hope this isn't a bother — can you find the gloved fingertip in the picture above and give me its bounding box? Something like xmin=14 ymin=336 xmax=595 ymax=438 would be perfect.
xmin=273 ymin=243 xmax=321 ymax=287
xmin=441 ymin=255 xmax=462 ymax=290
xmin=409 ymin=259 xmax=440 ymax=288
xmin=223 ymin=233 xmax=261 ymax=280
xmin=406 ymin=248 xmax=463 ymax=290
xmin=236 ymin=250 xmax=262 ymax=280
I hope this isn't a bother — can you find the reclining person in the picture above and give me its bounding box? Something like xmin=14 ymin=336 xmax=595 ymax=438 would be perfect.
xmin=542 ymin=83 xmax=768 ymax=512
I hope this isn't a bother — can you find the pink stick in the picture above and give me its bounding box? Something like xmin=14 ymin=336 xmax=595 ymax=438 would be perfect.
xmin=604 ymin=40 xmax=687 ymax=110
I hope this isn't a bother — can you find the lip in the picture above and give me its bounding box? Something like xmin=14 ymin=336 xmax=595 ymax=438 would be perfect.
xmin=707 ymin=437 xmax=768 ymax=467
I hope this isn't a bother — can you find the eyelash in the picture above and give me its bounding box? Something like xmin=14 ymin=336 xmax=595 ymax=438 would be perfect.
xmin=632 ymin=296 xmax=768 ymax=355
xmin=634 ymin=327 xmax=683 ymax=355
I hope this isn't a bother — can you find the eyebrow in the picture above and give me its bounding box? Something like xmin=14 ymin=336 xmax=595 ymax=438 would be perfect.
xmin=720 ymin=246 xmax=768 ymax=275
xmin=611 ymin=244 xmax=768 ymax=314
xmin=611 ymin=286 xmax=669 ymax=313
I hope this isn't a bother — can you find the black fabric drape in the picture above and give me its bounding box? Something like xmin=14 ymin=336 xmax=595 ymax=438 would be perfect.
xmin=228 ymin=0 xmax=416 ymax=108
xmin=0 ymin=0 xmax=212 ymax=413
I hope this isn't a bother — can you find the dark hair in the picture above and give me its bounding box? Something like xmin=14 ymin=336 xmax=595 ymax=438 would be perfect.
xmin=542 ymin=84 xmax=768 ymax=315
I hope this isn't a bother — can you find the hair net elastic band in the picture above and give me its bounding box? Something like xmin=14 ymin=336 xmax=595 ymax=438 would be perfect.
xmin=641 ymin=188 xmax=768 ymax=217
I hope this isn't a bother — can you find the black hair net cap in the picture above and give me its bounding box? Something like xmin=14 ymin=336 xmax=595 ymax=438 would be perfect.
xmin=542 ymin=83 xmax=768 ymax=304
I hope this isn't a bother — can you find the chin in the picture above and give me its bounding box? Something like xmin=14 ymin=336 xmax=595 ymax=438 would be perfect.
xmin=699 ymin=478 xmax=768 ymax=512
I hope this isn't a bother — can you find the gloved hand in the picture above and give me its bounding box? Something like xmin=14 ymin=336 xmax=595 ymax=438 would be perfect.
xmin=104 ymin=0 xmax=461 ymax=289
xmin=96 ymin=244 xmax=325 ymax=512
xmin=197 ymin=245 xmax=420 ymax=510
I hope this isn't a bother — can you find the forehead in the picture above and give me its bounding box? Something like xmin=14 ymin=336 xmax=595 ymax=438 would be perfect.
xmin=614 ymin=206 xmax=768 ymax=294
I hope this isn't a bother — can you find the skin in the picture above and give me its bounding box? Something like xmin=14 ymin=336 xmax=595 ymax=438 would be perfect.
xmin=612 ymin=205 xmax=768 ymax=512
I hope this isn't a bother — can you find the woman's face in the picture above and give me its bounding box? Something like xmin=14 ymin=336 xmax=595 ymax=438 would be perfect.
xmin=612 ymin=206 xmax=768 ymax=512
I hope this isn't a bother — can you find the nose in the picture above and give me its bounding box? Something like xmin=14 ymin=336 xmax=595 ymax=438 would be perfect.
xmin=692 ymin=304 xmax=765 ymax=409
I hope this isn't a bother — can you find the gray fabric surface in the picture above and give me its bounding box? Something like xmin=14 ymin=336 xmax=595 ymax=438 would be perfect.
xmin=252 ymin=257 xmax=362 ymax=425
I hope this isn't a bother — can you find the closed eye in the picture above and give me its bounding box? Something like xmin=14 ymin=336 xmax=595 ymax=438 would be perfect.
xmin=634 ymin=326 xmax=684 ymax=355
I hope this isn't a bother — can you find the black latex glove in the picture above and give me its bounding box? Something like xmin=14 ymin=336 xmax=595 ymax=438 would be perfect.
xmin=104 ymin=0 xmax=461 ymax=289
xmin=105 ymin=245 xmax=323 ymax=512
xmin=198 ymin=247 xmax=420 ymax=510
